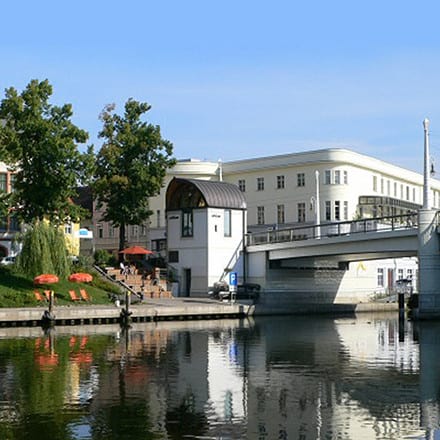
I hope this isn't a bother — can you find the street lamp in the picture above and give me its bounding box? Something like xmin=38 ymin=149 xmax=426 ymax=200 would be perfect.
xmin=310 ymin=171 xmax=321 ymax=238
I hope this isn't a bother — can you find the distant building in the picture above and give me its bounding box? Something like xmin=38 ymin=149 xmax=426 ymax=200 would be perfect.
xmin=0 ymin=163 xmax=19 ymax=257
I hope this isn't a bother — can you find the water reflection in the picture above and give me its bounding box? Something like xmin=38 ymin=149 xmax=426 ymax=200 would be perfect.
xmin=0 ymin=316 xmax=439 ymax=438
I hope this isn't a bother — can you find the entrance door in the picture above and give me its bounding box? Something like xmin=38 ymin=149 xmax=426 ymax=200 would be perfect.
xmin=184 ymin=268 xmax=191 ymax=297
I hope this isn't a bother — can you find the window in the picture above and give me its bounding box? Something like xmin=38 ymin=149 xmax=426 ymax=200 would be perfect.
xmin=238 ymin=179 xmax=246 ymax=192
xmin=343 ymin=201 xmax=348 ymax=220
xmin=109 ymin=226 xmax=114 ymax=237
xmin=373 ymin=176 xmax=377 ymax=192
xmin=297 ymin=173 xmax=305 ymax=187
xmin=387 ymin=180 xmax=390 ymax=196
xmin=413 ymin=188 xmax=416 ymax=202
xmin=380 ymin=178 xmax=384 ymax=194
xmin=325 ymin=170 xmax=331 ymax=185
xmin=182 ymin=210 xmax=193 ymax=237
xmin=64 ymin=223 xmax=72 ymax=235
xmin=9 ymin=174 xmax=15 ymax=191
xmin=406 ymin=186 xmax=410 ymax=201
xmin=343 ymin=171 xmax=348 ymax=184
xmin=97 ymin=225 xmax=103 ymax=239
xmin=334 ymin=201 xmax=340 ymax=220
xmin=297 ymin=202 xmax=306 ymax=223
xmin=141 ymin=224 xmax=147 ymax=236
xmin=277 ymin=175 xmax=285 ymax=189
xmin=398 ymin=268 xmax=404 ymax=280
xmin=157 ymin=210 xmax=161 ymax=228
xmin=9 ymin=215 xmax=19 ymax=231
xmin=224 ymin=209 xmax=231 ymax=237
xmin=377 ymin=268 xmax=384 ymax=287
xmin=400 ymin=184 xmax=404 ymax=199
xmin=257 ymin=177 xmax=264 ymax=191
xmin=257 ymin=206 xmax=265 ymax=225
xmin=407 ymin=268 xmax=413 ymax=280
xmin=131 ymin=225 xmax=138 ymax=237
xmin=168 ymin=250 xmax=179 ymax=263
xmin=0 ymin=174 xmax=6 ymax=192
xmin=334 ymin=170 xmax=340 ymax=185
xmin=325 ymin=201 xmax=331 ymax=221
xmin=394 ymin=182 xmax=397 ymax=197
xmin=277 ymin=204 xmax=285 ymax=224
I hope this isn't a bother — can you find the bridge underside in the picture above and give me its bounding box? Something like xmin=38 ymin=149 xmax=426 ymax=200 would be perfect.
xmin=269 ymin=251 xmax=416 ymax=270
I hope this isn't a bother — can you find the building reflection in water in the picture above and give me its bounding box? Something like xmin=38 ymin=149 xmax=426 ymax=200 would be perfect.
xmin=2 ymin=314 xmax=440 ymax=438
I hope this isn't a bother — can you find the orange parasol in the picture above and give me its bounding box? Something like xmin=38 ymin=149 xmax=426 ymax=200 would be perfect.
xmin=119 ymin=246 xmax=153 ymax=255
xmin=34 ymin=274 xmax=59 ymax=285
xmin=68 ymin=272 xmax=93 ymax=283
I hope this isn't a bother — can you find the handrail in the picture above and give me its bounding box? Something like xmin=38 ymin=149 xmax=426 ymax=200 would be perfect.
xmin=246 ymin=212 xmax=419 ymax=247
xmin=219 ymin=238 xmax=244 ymax=283
xmin=93 ymin=264 xmax=140 ymax=298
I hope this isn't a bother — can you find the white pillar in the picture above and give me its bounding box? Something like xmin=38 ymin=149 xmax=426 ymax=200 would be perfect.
xmin=418 ymin=209 xmax=440 ymax=317
xmin=419 ymin=119 xmax=440 ymax=317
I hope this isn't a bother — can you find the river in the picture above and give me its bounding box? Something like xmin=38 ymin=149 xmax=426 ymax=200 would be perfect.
xmin=0 ymin=313 xmax=438 ymax=439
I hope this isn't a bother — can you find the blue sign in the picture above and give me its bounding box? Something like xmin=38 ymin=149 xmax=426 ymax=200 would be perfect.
xmin=229 ymin=272 xmax=238 ymax=286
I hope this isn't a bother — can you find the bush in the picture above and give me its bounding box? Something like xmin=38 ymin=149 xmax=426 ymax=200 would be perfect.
xmin=94 ymin=249 xmax=111 ymax=268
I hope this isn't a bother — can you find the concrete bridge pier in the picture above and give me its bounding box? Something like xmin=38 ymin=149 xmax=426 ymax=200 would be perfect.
xmin=418 ymin=209 xmax=440 ymax=318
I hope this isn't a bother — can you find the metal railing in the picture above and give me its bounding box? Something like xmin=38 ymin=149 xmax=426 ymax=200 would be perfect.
xmin=246 ymin=213 xmax=418 ymax=247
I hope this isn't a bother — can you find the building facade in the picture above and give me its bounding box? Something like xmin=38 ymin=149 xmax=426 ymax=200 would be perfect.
xmin=79 ymin=148 xmax=440 ymax=295
xmin=0 ymin=163 xmax=19 ymax=257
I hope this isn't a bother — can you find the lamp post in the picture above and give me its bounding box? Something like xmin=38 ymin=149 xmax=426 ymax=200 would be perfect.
xmin=423 ymin=118 xmax=431 ymax=209
xmin=315 ymin=170 xmax=321 ymax=238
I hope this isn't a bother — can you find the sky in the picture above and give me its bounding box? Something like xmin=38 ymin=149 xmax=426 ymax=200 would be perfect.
xmin=2 ymin=0 xmax=440 ymax=172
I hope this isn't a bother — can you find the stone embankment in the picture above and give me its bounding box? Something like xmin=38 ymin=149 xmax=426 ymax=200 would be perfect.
xmin=0 ymin=298 xmax=253 ymax=327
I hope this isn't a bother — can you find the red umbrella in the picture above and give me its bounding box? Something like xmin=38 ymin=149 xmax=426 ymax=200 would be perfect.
xmin=119 ymin=246 xmax=153 ymax=255
xmin=68 ymin=272 xmax=93 ymax=283
xmin=34 ymin=274 xmax=59 ymax=285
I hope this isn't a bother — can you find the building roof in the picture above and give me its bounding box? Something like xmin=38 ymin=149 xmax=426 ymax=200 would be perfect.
xmin=166 ymin=178 xmax=246 ymax=211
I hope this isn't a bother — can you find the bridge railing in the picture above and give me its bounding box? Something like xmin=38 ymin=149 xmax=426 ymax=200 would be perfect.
xmin=246 ymin=212 xmax=418 ymax=246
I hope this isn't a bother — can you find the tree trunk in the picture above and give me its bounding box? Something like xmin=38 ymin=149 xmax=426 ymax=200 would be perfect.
xmin=119 ymin=223 xmax=126 ymax=261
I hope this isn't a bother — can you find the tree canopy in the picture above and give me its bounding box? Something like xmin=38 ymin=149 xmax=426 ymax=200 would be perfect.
xmin=0 ymin=79 xmax=94 ymax=225
xmin=94 ymin=99 xmax=176 ymax=251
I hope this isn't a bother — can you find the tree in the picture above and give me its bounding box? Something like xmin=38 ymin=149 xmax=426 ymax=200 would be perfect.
xmin=0 ymin=79 xmax=94 ymax=225
xmin=94 ymin=99 xmax=176 ymax=254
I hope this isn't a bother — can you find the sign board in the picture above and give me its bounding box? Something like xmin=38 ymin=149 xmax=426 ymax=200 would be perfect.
xmin=229 ymin=272 xmax=237 ymax=291
xmin=75 ymin=228 xmax=93 ymax=239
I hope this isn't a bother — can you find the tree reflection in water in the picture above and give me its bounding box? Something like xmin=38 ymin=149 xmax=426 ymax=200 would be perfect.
xmin=0 ymin=316 xmax=438 ymax=439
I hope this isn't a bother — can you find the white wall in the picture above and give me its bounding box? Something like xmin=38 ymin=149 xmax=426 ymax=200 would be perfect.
xmin=167 ymin=207 xmax=245 ymax=296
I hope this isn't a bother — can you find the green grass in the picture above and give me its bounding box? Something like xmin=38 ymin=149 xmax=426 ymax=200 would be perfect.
xmin=0 ymin=266 xmax=122 ymax=307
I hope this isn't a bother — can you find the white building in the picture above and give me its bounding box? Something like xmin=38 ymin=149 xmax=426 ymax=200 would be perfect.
xmin=150 ymin=148 xmax=440 ymax=297
xmin=166 ymin=178 xmax=246 ymax=297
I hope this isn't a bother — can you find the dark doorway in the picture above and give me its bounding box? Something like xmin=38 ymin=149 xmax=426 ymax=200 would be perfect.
xmin=184 ymin=268 xmax=191 ymax=297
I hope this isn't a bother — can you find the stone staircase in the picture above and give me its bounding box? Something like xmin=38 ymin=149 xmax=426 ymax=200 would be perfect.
xmin=105 ymin=268 xmax=172 ymax=299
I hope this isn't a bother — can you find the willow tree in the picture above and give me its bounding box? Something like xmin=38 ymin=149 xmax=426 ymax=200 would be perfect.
xmin=17 ymin=222 xmax=70 ymax=278
xmin=93 ymin=99 xmax=176 ymax=254
xmin=0 ymin=79 xmax=93 ymax=276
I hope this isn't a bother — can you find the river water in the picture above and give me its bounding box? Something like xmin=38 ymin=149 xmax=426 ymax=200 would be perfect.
xmin=0 ymin=313 xmax=438 ymax=439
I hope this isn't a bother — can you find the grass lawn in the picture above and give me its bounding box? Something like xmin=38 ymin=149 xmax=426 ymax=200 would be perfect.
xmin=0 ymin=266 xmax=122 ymax=307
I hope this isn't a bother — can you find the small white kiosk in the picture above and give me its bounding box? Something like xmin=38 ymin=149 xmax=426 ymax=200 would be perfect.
xmin=166 ymin=178 xmax=247 ymax=297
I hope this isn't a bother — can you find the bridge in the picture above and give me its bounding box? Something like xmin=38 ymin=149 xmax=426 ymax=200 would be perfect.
xmin=246 ymin=213 xmax=420 ymax=263
xmin=239 ymin=209 xmax=440 ymax=318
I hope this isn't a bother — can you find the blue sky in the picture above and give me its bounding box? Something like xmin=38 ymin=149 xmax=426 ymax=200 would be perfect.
xmin=2 ymin=0 xmax=440 ymax=172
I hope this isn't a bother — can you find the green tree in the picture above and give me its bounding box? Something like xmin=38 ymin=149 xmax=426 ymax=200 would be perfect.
xmin=17 ymin=221 xmax=70 ymax=278
xmin=0 ymin=79 xmax=94 ymax=225
xmin=94 ymin=99 xmax=176 ymax=253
